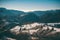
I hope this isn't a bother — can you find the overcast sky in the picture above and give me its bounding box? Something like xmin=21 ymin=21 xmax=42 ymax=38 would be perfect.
xmin=0 ymin=0 xmax=60 ymax=12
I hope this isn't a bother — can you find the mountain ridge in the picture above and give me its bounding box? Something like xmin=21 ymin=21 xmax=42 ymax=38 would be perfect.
xmin=0 ymin=8 xmax=60 ymax=24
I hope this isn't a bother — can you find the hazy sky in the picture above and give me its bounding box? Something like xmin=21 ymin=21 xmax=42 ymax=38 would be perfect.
xmin=0 ymin=0 xmax=60 ymax=12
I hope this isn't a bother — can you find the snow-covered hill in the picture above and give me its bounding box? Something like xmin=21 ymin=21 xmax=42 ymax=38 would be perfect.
xmin=10 ymin=23 xmax=60 ymax=35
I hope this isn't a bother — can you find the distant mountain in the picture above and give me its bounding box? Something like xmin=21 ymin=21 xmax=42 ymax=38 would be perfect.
xmin=39 ymin=10 xmax=60 ymax=23
xmin=0 ymin=8 xmax=60 ymax=24
xmin=0 ymin=8 xmax=25 ymax=22
xmin=20 ymin=12 xmax=40 ymax=24
xmin=32 ymin=10 xmax=60 ymax=23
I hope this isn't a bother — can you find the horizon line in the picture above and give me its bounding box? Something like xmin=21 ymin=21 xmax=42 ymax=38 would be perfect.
xmin=0 ymin=7 xmax=60 ymax=12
